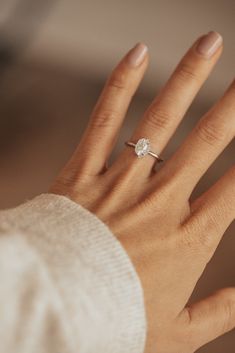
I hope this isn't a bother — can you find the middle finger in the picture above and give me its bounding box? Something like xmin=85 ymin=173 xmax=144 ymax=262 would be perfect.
xmin=111 ymin=31 xmax=223 ymax=178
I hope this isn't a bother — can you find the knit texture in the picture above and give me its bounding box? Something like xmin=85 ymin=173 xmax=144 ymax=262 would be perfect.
xmin=0 ymin=193 xmax=147 ymax=353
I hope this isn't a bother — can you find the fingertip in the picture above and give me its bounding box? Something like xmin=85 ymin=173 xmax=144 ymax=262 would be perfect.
xmin=125 ymin=42 xmax=149 ymax=68
xmin=194 ymin=31 xmax=223 ymax=59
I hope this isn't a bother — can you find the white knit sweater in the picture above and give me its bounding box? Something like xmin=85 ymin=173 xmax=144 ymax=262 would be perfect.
xmin=0 ymin=193 xmax=146 ymax=353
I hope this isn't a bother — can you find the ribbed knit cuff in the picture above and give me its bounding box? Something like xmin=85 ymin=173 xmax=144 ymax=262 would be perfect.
xmin=0 ymin=193 xmax=147 ymax=353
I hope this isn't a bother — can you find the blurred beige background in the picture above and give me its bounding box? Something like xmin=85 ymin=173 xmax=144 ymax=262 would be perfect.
xmin=0 ymin=0 xmax=234 ymax=351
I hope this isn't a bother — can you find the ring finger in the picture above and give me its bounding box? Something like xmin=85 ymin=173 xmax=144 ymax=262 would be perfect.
xmin=156 ymin=77 xmax=235 ymax=198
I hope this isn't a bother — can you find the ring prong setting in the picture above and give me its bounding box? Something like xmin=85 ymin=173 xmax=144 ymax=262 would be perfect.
xmin=125 ymin=138 xmax=163 ymax=162
xmin=135 ymin=138 xmax=150 ymax=158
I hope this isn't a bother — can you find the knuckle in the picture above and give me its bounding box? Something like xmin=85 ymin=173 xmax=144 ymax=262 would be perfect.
xmin=92 ymin=108 xmax=118 ymax=129
xmin=195 ymin=117 xmax=226 ymax=146
xmin=176 ymin=62 xmax=199 ymax=83
xmin=196 ymin=232 xmax=215 ymax=253
xmin=145 ymin=107 xmax=173 ymax=132
xmin=108 ymin=71 xmax=128 ymax=91
xmin=181 ymin=216 xmax=216 ymax=254
xmin=141 ymin=194 xmax=158 ymax=211
xmin=141 ymin=179 xmax=178 ymax=215
xmin=181 ymin=229 xmax=206 ymax=253
xmin=137 ymin=193 xmax=161 ymax=218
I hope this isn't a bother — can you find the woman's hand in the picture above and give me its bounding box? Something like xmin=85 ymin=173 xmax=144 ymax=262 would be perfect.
xmin=50 ymin=31 xmax=235 ymax=353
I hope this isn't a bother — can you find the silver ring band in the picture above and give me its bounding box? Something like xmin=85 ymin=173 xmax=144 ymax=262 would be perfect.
xmin=125 ymin=138 xmax=164 ymax=162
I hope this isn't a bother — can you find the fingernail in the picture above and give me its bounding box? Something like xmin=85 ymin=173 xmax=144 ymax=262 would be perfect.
xmin=126 ymin=42 xmax=148 ymax=67
xmin=196 ymin=31 xmax=223 ymax=58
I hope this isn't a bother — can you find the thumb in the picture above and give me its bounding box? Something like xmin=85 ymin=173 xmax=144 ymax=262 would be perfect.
xmin=181 ymin=287 xmax=235 ymax=350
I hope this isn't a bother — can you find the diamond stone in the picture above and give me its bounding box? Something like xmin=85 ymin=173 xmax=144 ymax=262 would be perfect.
xmin=135 ymin=138 xmax=150 ymax=158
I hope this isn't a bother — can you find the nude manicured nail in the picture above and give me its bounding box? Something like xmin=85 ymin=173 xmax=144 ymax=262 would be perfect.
xmin=196 ymin=31 xmax=223 ymax=58
xmin=126 ymin=42 xmax=148 ymax=67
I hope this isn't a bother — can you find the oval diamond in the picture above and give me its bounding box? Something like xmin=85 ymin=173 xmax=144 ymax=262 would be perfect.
xmin=135 ymin=138 xmax=150 ymax=158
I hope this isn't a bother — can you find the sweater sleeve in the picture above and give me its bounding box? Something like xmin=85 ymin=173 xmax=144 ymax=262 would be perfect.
xmin=0 ymin=193 xmax=146 ymax=353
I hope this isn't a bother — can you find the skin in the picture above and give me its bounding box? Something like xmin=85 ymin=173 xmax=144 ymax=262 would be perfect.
xmin=50 ymin=35 xmax=235 ymax=353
